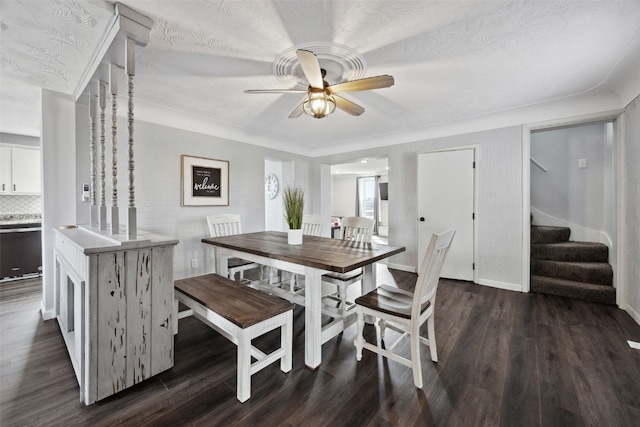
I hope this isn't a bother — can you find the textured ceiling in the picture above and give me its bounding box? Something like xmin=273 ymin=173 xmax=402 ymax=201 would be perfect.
xmin=1 ymin=0 xmax=640 ymax=156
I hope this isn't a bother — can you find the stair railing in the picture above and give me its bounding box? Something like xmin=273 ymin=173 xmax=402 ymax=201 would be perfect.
xmin=530 ymin=157 xmax=548 ymax=172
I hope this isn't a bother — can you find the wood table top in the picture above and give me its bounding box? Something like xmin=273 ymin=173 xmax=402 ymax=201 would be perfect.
xmin=202 ymin=231 xmax=405 ymax=274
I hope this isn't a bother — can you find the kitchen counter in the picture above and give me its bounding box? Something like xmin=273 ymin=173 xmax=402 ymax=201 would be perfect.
xmin=0 ymin=214 xmax=41 ymax=227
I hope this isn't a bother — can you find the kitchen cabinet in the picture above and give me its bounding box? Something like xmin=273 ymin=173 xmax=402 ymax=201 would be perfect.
xmin=0 ymin=145 xmax=41 ymax=194
xmin=0 ymin=147 xmax=10 ymax=193
xmin=55 ymin=225 xmax=178 ymax=405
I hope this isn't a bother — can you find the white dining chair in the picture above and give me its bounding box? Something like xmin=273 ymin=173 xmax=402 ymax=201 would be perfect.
xmin=206 ymin=214 xmax=260 ymax=282
xmin=321 ymin=216 xmax=374 ymax=308
xmin=354 ymin=229 xmax=455 ymax=388
xmin=301 ymin=214 xmax=323 ymax=237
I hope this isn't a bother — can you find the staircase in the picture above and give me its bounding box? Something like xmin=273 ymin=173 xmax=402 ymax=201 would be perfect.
xmin=530 ymin=224 xmax=616 ymax=305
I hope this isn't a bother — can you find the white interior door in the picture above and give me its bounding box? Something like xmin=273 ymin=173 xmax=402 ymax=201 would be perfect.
xmin=418 ymin=149 xmax=475 ymax=280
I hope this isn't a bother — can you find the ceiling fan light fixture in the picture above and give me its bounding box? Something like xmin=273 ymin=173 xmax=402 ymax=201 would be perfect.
xmin=303 ymin=89 xmax=336 ymax=118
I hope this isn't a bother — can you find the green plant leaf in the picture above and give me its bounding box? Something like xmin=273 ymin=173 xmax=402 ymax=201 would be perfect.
xmin=283 ymin=185 xmax=304 ymax=229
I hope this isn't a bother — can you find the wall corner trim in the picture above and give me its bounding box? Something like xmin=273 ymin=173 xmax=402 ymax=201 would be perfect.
xmin=384 ymin=262 xmax=416 ymax=274
xmin=621 ymin=303 xmax=640 ymax=327
xmin=40 ymin=301 xmax=56 ymax=321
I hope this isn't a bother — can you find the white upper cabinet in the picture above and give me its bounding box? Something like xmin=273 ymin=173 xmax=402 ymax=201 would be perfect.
xmin=0 ymin=145 xmax=42 ymax=194
xmin=0 ymin=147 xmax=10 ymax=194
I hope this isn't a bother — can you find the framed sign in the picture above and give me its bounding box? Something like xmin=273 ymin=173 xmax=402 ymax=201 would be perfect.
xmin=181 ymin=155 xmax=229 ymax=206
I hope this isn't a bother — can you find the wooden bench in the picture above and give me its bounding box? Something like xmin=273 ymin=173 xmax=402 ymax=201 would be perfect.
xmin=174 ymin=273 xmax=294 ymax=403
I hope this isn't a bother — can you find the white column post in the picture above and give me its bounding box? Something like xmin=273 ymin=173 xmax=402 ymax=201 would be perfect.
xmin=125 ymin=38 xmax=137 ymax=240
xmin=89 ymin=92 xmax=98 ymax=227
xmin=109 ymin=64 xmax=119 ymax=234
xmin=98 ymin=81 xmax=107 ymax=230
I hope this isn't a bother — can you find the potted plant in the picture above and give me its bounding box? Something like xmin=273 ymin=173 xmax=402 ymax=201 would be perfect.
xmin=283 ymin=185 xmax=304 ymax=244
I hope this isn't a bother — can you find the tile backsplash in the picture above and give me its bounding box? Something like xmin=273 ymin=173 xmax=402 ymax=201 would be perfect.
xmin=0 ymin=195 xmax=42 ymax=214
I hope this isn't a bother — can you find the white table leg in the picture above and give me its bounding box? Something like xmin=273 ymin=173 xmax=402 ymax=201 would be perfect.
xmin=362 ymin=263 xmax=376 ymax=294
xmin=304 ymin=266 xmax=322 ymax=369
xmin=237 ymin=329 xmax=251 ymax=403
xmin=215 ymin=247 xmax=229 ymax=278
xmin=362 ymin=263 xmax=377 ymax=324
xmin=281 ymin=310 xmax=293 ymax=373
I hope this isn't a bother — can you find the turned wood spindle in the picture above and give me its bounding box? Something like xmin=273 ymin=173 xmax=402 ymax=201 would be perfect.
xmin=89 ymin=93 xmax=98 ymax=227
xmin=125 ymin=38 xmax=137 ymax=240
xmin=98 ymin=81 xmax=107 ymax=230
xmin=109 ymin=64 xmax=119 ymax=234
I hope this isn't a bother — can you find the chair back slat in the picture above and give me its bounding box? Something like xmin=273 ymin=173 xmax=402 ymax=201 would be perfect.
xmin=207 ymin=214 xmax=243 ymax=237
xmin=340 ymin=216 xmax=374 ymax=243
xmin=413 ymin=229 xmax=456 ymax=317
xmin=302 ymin=214 xmax=323 ymax=236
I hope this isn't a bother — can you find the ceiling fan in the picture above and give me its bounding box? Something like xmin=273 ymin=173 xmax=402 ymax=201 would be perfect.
xmin=245 ymin=49 xmax=394 ymax=119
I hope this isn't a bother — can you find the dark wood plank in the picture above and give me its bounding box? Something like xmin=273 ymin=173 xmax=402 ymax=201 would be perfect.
xmin=174 ymin=273 xmax=293 ymax=328
xmin=202 ymin=231 xmax=405 ymax=273
xmin=2 ymin=269 xmax=640 ymax=427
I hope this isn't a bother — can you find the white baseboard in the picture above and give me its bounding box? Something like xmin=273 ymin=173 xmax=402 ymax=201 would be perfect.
xmin=478 ymin=278 xmax=523 ymax=293
xmin=40 ymin=301 xmax=56 ymax=321
xmin=383 ymin=264 xmax=524 ymax=293
xmin=621 ymin=302 xmax=640 ymax=327
xmin=384 ymin=262 xmax=416 ymax=273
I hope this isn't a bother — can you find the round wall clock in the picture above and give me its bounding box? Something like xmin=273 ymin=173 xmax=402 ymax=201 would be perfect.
xmin=265 ymin=173 xmax=279 ymax=199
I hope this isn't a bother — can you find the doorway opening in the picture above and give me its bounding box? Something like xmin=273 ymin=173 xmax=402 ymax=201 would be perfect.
xmin=330 ymin=158 xmax=388 ymax=245
xmin=528 ymin=120 xmax=617 ymax=304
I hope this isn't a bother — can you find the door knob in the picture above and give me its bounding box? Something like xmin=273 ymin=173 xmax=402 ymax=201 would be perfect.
xmin=419 ymin=217 xmax=425 ymax=222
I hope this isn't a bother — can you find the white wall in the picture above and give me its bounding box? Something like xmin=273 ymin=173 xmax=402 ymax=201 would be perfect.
xmin=531 ymin=122 xmax=614 ymax=239
xmin=314 ymin=126 xmax=523 ymax=289
xmin=73 ymin=108 xmax=311 ymax=281
xmin=264 ymin=159 xmax=284 ymax=231
xmin=331 ymin=175 xmax=356 ymax=218
xmin=41 ymin=89 xmax=77 ymax=319
xmin=621 ymin=95 xmax=640 ymax=324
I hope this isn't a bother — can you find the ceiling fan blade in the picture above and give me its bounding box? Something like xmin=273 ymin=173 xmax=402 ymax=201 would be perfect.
xmin=296 ymin=49 xmax=324 ymax=89
xmin=329 ymin=75 xmax=394 ymax=94
xmin=288 ymin=99 xmax=305 ymax=118
xmin=334 ymin=95 xmax=365 ymax=116
xmin=245 ymin=89 xmax=307 ymax=94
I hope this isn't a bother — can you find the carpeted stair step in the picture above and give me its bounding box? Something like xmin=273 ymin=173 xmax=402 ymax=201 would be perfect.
xmin=531 ymin=259 xmax=613 ymax=286
xmin=531 ymin=225 xmax=570 ymax=244
xmin=531 ymin=241 xmax=608 ymax=263
xmin=531 ymin=275 xmax=616 ymax=305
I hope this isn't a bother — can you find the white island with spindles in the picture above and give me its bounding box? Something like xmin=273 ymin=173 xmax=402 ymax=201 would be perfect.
xmin=54 ymin=225 xmax=178 ymax=405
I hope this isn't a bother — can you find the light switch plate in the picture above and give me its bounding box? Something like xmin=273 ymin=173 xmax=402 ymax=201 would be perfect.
xmin=578 ymin=159 xmax=587 ymax=168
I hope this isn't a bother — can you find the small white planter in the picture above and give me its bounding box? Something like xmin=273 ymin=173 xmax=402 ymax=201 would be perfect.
xmin=288 ymin=229 xmax=303 ymax=245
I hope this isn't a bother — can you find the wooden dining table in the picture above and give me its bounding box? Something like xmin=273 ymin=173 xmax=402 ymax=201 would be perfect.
xmin=202 ymin=231 xmax=405 ymax=369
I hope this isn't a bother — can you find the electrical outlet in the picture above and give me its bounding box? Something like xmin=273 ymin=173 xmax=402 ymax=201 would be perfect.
xmin=191 ymin=259 xmax=197 ymax=268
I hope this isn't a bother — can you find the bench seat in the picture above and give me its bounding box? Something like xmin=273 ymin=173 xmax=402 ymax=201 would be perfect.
xmin=174 ymin=273 xmax=294 ymax=402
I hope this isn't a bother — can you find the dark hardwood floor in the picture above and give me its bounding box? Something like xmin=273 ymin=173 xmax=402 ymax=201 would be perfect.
xmin=1 ymin=267 xmax=639 ymax=426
